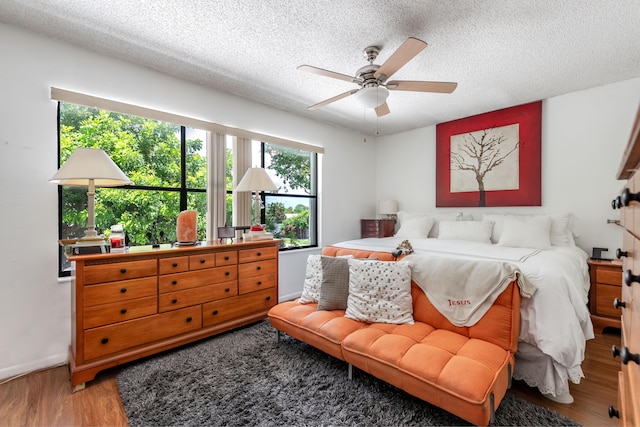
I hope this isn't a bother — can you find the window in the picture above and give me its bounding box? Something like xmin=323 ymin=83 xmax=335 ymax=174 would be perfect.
xmin=257 ymin=141 xmax=317 ymax=250
xmin=58 ymin=102 xmax=207 ymax=275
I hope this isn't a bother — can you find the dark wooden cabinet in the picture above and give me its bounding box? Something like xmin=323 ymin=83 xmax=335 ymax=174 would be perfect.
xmin=361 ymin=219 xmax=396 ymax=238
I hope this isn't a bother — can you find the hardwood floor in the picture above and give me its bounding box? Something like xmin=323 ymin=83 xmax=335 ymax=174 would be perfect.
xmin=0 ymin=329 xmax=621 ymax=426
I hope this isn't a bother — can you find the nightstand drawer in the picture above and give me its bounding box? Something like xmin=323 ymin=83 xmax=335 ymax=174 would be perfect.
xmin=596 ymin=268 xmax=622 ymax=285
xmin=595 ymin=283 xmax=621 ymax=317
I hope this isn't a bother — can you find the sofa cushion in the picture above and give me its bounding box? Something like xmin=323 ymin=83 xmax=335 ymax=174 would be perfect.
xmin=345 ymin=259 xmax=414 ymax=324
xmin=299 ymin=254 xmax=322 ymax=304
xmin=317 ymin=256 xmax=351 ymax=310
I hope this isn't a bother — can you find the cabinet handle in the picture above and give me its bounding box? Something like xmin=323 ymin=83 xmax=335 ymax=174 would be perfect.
xmin=257 ymin=281 xmax=262 ymax=285
xmin=186 ymin=317 xmax=192 ymax=322
xmin=613 ymin=298 xmax=626 ymax=309
xmin=101 ymin=338 xmax=109 ymax=345
xmin=120 ymin=287 xmax=127 ymax=293
xmin=225 ymin=288 xmax=230 ymax=292
xmin=225 ymin=271 xmax=230 ymax=276
xmin=200 ymin=259 xmax=206 ymax=264
xmin=611 ymin=196 xmax=622 ymax=209
xmin=172 ymin=262 xmax=178 ymax=267
xmin=172 ymin=298 xmax=178 ymax=304
xmin=612 ymin=345 xmax=640 ymax=365
xmin=212 ymin=310 xmax=218 ymax=315
xmin=621 ymin=187 xmax=640 ymax=206
xmin=257 ymin=266 xmax=261 ymax=270
xmin=120 ymin=268 xmax=127 ymax=274
xmin=224 ymin=256 xmax=230 ymax=260
xmin=172 ymin=280 xmax=177 ymax=285
xmin=608 ymin=406 xmax=619 ymax=419
xmin=623 ymin=269 xmax=640 ymax=286
xmin=266 ymin=296 xmax=271 ymax=301
xmin=616 ymin=248 xmax=628 ymax=259
xmin=257 ymin=252 xmax=262 ymax=256
xmin=120 ymin=308 xmax=127 ymax=314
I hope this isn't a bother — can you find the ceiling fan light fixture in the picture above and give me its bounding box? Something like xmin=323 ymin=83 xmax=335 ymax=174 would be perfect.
xmin=354 ymin=86 xmax=389 ymax=108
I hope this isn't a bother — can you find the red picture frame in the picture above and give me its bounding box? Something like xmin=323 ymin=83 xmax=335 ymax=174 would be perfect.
xmin=436 ymin=101 xmax=542 ymax=207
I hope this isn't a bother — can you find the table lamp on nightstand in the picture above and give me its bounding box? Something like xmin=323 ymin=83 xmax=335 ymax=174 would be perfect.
xmin=378 ymin=200 xmax=398 ymax=219
xmin=50 ymin=147 xmax=132 ymax=246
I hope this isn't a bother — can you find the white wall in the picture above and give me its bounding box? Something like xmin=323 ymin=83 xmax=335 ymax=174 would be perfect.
xmin=376 ymin=78 xmax=640 ymax=256
xmin=0 ymin=23 xmax=376 ymax=381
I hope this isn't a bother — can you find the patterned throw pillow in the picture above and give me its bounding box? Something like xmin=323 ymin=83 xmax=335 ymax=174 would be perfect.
xmin=345 ymin=259 xmax=414 ymax=324
xmin=299 ymin=255 xmax=322 ymax=304
xmin=317 ymin=256 xmax=351 ymax=310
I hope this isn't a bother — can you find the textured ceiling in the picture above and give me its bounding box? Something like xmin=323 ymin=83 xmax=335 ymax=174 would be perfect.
xmin=1 ymin=0 xmax=639 ymax=136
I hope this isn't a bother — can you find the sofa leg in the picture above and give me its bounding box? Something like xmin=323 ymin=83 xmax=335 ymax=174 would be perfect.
xmin=275 ymin=329 xmax=282 ymax=343
xmin=348 ymin=363 xmax=353 ymax=381
xmin=489 ymin=392 xmax=495 ymax=425
xmin=507 ymin=363 xmax=512 ymax=389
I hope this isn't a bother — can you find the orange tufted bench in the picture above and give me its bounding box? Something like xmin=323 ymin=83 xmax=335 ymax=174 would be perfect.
xmin=268 ymin=246 xmax=521 ymax=426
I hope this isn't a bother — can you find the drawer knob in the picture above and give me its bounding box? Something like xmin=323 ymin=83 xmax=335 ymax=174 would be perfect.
xmin=257 ymin=281 xmax=262 ymax=285
xmin=225 ymin=256 xmax=230 ymax=260
xmin=608 ymin=406 xmax=619 ymax=419
xmin=612 ymin=345 xmax=640 ymax=365
xmin=120 ymin=308 xmax=127 ymax=314
xmin=257 ymin=252 xmax=262 ymax=256
xmin=623 ymin=269 xmax=640 ymax=286
xmin=212 ymin=310 xmax=219 ymax=315
xmin=266 ymin=296 xmax=271 ymax=301
xmin=120 ymin=287 xmax=127 ymax=293
xmin=225 ymin=288 xmax=230 ymax=292
xmin=101 ymin=338 xmax=109 ymax=345
xmin=616 ymin=248 xmax=628 ymax=259
xmin=172 ymin=298 xmax=178 ymax=304
xmin=225 ymin=271 xmax=230 ymax=276
xmin=120 ymin=268 xmax=127 ymax=274
xmin=621 ymin=188 xmax=640 ymax=206
xmin=611 ymin=196 xmax=622 ymax=209
xmin=200 ymin=259 xmax=206 ymax=264
xmin=613 ymin=298 xmax=626 ymax=309
xmin=257 ymin=266 xmax=261 ymax=270
xmin=172 ymin=262 xmax=178 ymax=267
xmin=172 ymin=280 xmax=177 ymax=285
xmin=186 ymin=317 xmax=192 ymax=322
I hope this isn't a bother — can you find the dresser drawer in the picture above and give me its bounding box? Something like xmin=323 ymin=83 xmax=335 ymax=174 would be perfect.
xmin=239 ymin=273 xmax=277 ymax=294
xmin=238 ymin=246 xmax=277 ymax=263
xmin=158 ymin=266 xmax=238 ymax=293
xmin=84 ymin=306 xmax=202 ymax=360
xmin=84 ymin=277 xmax=157 ymax=307
xmin=84 ymin=259 xmax=157 ymax=284
xmin=83 ymin=296 xmax=157 ymax=329
xmin=238 ymin=259 xmax=277 ymax=279
xmin=189 ymin=253 xmax=216 ymax=270
xmin=216 ymin=250 xmax=237 ymax=266
xmin=159 ymin=281 xmax=238 ymax=312
xmin=159 ymin=256 xmax=189 ymax=275
xmin=202 ymin=287 xmax=277 ymax=327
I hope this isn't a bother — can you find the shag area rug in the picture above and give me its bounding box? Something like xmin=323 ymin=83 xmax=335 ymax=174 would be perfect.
xmin=116 ymin=320 xmax=580 ymax=427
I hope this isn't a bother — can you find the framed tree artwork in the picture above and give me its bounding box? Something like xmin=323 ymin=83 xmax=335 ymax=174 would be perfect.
xmin=436 ymin=101 xmax=542 ymax=207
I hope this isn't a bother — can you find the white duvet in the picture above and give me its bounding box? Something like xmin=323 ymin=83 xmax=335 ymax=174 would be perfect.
xmin=332 ymin=237 xmax=595 ymax=397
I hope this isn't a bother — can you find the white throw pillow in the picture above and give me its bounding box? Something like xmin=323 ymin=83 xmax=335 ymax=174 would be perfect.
xmin=437 ymin=220 xmax=494 ymax=244
xmin=497 ymin=216 xmax=552 ymax=249
xmin=397 ymin=211 xmax=462 ymax=238
xmin=395 ymin=216 xmax=435 ymax=238
xmin=483 ymin=213 xmax=575 ymax=246
xmin=299 ymin=254 xmax=322 ymax=303
xmin=345 ymin=259 xmax=414 ymax=324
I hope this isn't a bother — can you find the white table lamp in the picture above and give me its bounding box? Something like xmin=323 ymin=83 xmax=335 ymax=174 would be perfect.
xmin=50 ymin=147 xmax=132 ymax=244
xmin=378 ymin=200 xmax=398 ymax=219
xmin=235 ymin=167 xmax=277 ymax=225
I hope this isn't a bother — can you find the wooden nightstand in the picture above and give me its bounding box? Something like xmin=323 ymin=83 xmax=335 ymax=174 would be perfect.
xmin=587 ymin=259 xmax=622 ymax=332
xmin=361 ymin=219 xmax=396 ymax=238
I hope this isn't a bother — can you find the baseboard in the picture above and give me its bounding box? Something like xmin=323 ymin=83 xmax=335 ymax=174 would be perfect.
xmin=279 ymin=291 xmax=301 ymax=303
xmin=0 ymin=353 xmax=67 ymax=383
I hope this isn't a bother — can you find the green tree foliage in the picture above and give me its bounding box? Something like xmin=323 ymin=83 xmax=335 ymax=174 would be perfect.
xmin=59 ymin=104 xmax=207 ymax=245
xmin=265 ymin=144 xmax=310 ymax=193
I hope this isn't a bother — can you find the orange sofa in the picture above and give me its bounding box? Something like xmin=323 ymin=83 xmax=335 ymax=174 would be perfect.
xmin=268 ymin=247 xmax=521 ymax=426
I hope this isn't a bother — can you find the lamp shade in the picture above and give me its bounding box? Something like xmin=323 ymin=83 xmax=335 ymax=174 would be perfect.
xmin=354 ymin=86 xmax=389 ymax=108
xmin=235 ymin=167 xmax=277 ymax=192
xmin=50 ymin=147 xmax=132 ymax=187
xmin=378 ymin=200 xmax=398 ymax=216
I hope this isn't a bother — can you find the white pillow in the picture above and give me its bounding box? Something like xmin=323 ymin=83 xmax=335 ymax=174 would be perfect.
xmin=397 ymin=211 xmax=462 ymax=238
xmin=437 ymin=221 xmax=493 ymax=244
xmin=345 ymin=259 xmax=414 ymax=324
xmin=483 ymin=213 xmax=575 ymax=246
xmin=497 ymin=216 xmax=552 ymax=249
xmin=395 ymin=216 xmax=435 ymax=238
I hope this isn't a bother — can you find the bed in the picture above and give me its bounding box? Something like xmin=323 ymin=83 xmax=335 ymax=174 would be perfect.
xmin=328 ymin=212 xmax=594 ymax=403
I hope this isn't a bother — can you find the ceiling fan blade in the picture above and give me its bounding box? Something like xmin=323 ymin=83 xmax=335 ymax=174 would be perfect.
xmin=375 ymin=102 xmax=390 ymax=117
xmin=374 ymin=37 xmax=427 ymax=81
xmin=386 ymin=80 xmax=458 ymax=93
xmin=298 ymin=65 xmax=361 ymax=84
xmin=308 ymin=89 xmax=359 ymax=110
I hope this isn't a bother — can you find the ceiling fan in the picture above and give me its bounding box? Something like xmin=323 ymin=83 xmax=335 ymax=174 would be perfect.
xmin=298 ymin=37 xmax=457 ymax=117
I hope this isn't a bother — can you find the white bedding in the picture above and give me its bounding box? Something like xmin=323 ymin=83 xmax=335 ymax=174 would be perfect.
xmin=332 ymin=237 xmax=594 ymax=397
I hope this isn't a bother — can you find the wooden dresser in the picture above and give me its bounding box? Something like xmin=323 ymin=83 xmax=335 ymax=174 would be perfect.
xmin=361 ymin=219 xmax=396 ymax=238
xmin=68 ymin=240 xmax=279 ymax=389
xmin=587 ymin=259 xmax=622 ymax=332
xmin=611 ymin=105 xmax=640 ymax=425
